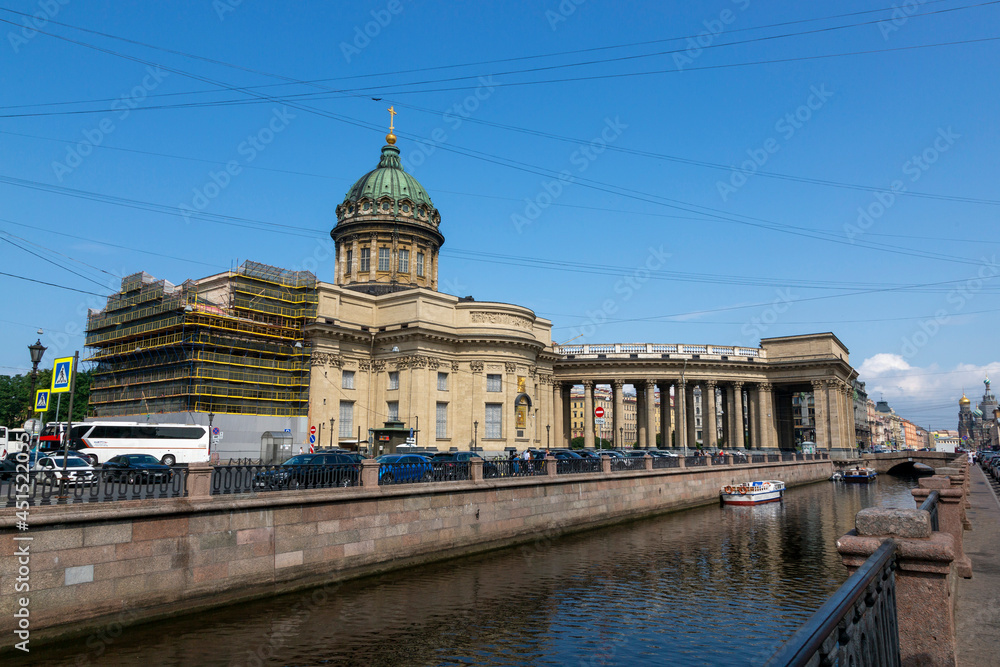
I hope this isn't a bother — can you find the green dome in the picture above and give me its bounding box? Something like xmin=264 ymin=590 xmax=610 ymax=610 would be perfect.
xmin=343 ymin=145 xmax=435 ymax=211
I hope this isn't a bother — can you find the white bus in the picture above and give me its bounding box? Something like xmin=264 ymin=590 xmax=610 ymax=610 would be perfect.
xmin=57 ymin=421 xmax=209 ymax=466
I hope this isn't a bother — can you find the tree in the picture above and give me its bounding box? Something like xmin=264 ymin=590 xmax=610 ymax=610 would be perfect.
xmin=0 ymin=369 xmax=92 ymax=428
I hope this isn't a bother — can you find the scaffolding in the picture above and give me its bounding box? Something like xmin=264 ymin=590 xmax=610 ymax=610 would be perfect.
xmin=86 ymin=260 xmax=315 ymax=417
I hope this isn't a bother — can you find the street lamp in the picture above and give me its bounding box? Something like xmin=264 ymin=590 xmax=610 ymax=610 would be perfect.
xmin=330 ymin=417 xmax=336 ymax=448
xmin=619 ymin=426 xmax=623 ymax=451
xmin=208 ymin=412 xmax=215 ymax=458
xmin=546 ymin=424 xmax=550 ymax=450
xmin=27 ymin=338 xmax=46 ymax=435
xmin=473 ymin=421 xmax=478 ymax=451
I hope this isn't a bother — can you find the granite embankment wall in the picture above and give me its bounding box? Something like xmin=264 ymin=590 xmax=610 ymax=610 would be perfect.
xmin=0 ymin=458 xmax=831 ymax=648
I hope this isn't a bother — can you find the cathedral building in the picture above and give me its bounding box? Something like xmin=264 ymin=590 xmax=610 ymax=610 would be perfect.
xmin=958 ymin=376 xmax=999 ymax=449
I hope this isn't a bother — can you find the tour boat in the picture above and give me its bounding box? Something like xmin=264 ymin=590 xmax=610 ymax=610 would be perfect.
xmin=720 ymin=480 xmax=785 ymax=506
xmin=842 ymin=467 xmax=877 ymax=482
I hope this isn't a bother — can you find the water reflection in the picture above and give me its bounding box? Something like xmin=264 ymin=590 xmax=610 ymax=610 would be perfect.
xmin=23 ymin=476 xmax=919 ymax=666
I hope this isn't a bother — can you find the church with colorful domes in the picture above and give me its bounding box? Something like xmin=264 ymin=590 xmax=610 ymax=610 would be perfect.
xmin=958 ymin=376 xmax=999 ymax=448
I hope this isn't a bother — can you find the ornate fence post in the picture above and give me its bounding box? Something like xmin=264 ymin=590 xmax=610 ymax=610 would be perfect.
xmin=913 ymin=476 xmax=971 ymax=578
xmin=361 ymin=459 xmax=379 ymax=487
xmin=644 ymin=454 xmax=653 ymax=471
xmin=470 ymin=457 xmax=484 ymax=483
xmin=837 ymin=507 xmax=957 ymax=666
xmin=546 ymin=454 xmax=558 ymax=478
xmin=188 ymin=462 xmax=213 ymax=499
xmin=601 ymin=457 xmax=612 ymax=474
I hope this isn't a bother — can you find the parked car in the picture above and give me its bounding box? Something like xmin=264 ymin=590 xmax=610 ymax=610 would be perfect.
xmin=33 ymin=455 xmax=96 ymax=486
xmin=377 ymin=454 xmax=433 ymax=484
xmin=314 ymin=448 xmax=367 ymax=463
xmin=429 ymin=451 xmax=483 ymax=480
xmin=102 ymin=454 xmax=174 ymax=484
xmin=0 ymin=450 xmax=43 ymax=480
xmin=253 ymin=452 xmax=361 ymax=490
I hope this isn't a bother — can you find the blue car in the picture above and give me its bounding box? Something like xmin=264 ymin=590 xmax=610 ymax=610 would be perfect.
xmin=377 ymin=454 xmax=433 ymax=484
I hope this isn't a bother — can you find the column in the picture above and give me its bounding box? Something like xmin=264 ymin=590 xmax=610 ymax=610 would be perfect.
xmin=704 ymin=380 xmax=717 ymax=448
xmin=562 ymin=384 xmax=572 ymax=447
xmin=470 ymin=360 xmax=483 ymax=447
xmin=658 ymin=381 xmax=672 ymax=449
xmin=612 ymin=379 xmax=625 ymax=449
xmin=552 ymin=381 xmax=564 ymax=448
xmin=748 ymin=386 xmax=759 ymax=450
xmin=732 ymin=382 xmax=744 ymax=449
xmin=351 ymin=236 xmax=359 ymax=281
xmin=721 ymin=385 xmax=732 ymax=447
xmin=583 ymin=381 xmax=595 ymax=449
xmin=369 ymin=233 xmax=377 ymax=281
xmin=635 ymin=383 xmax=646 ymax=449
xmin=686 ymin=382 xmax=697 ymax=446
xmin=841 ymin=383 xmax=855 ymax=453
xmin=758 ymin=382 xmax=777 ymax=450
xmin=505 ymin=363 xmax=517 ymax=446
xmin=675 ymin=380 xmax=687 ymax=450
xmin=812 ymin=380 xmax=830 ymax=452
xmin=644 ymin=379 xmax=657 ymax=449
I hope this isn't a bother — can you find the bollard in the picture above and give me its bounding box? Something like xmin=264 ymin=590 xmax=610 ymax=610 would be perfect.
xmin=913 ymin=476 xmax=971 ymax=578
xmin=837 ymin=507 xmax=957 ymax=667
xmin=678 ymin=456 xmax=686 ymax=469
xmin=188 ymin=462 xmax=213 ymax=499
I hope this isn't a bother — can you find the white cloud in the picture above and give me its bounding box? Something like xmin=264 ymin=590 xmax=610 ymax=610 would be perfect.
xmin=857 ymin=353 xmax=1000 ymax=427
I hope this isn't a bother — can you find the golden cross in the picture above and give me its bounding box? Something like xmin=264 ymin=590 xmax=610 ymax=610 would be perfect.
xmin=387 ymin=106 xmax=396 ymax=132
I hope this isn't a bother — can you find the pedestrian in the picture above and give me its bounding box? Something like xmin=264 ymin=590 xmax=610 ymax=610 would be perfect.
xmin=298 ymin=446 xmax=304 ymax=455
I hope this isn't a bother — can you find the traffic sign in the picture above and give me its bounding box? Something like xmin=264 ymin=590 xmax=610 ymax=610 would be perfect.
xmin=595 ymin=418 xmax=606 ymax=425
xmin=34 ymin=389 xmax=49 ymax=412
xmin=594 ymin=407 xmax=605 ymax=418
xmin=309 ymin=425 xmax=317 ymax=436
xmin=284 ymin=428 xmax=291 ymax=433
xmin=212 ymin=426 xmax=221 ymax=436
xmin=51 ymin=357 xmax=73 ymax=393
xmin=309 ymin=434 xmax=316 ymax=444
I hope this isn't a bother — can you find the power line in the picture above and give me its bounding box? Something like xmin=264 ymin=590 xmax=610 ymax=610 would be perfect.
xmin=0 ymin=270 xmax=106 ymax=296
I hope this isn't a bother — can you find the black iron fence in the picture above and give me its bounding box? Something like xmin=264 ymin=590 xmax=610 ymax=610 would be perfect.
xmin=557 ymin=458 xmax=602 ymax=475
xmin=652 ymin=456 xmax=680 ymax=469
xmin=486 ymin=458 xmax=546 ymax=478
xmin=684 ymin=456 xmax=707 ymax=467
xmin=211 ymin=463 xmax=360 ymax=495
xmin=919 ymin=489 xmax=940 ymax=531
xmin=4 ymin=468 xmax=187 ymax=506
xmin=764 ymin=540 xmax=900 ymax=667
xmin=429 ymin=460 xmax=471 ymax=482
xmin=609 ymin=458 xmax=635 ymax=472
xmin=378 ymin=462 xmax=435 ymax=486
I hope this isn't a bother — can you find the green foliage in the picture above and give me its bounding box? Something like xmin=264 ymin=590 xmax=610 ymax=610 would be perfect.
xmin=0 ymin=368 xmax=92 ymax=428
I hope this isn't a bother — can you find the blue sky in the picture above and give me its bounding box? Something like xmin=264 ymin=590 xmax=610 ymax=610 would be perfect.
xmin=1 ymin=0 xmax=997 ymax=428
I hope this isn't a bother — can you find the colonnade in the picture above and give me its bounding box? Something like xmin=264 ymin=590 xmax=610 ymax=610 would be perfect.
xmin=549 ymin=376 xmax=856 ymax=453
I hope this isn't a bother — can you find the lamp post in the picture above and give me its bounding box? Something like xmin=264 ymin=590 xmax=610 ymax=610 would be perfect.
xmin=208 ymin=412 xmax=215 ymax=459
xmin=330 ymin=418 xmax=336 ymax=448
xmin=546 ymin=424 xmax=550 ymax=450
xmin=619 ymin=426 xmax=623 ymax=451
xmin=473 ymin=421 xmax=478 ymax=451
xmin=27 ymin=338 xmax=46 ymax=437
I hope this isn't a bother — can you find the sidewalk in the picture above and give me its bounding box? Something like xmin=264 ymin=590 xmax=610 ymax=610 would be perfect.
xmin=955 ymin=465 xmax=1000 ymax=667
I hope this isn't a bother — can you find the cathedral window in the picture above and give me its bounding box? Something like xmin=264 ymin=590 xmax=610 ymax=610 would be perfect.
xmin=398 ymin=249 xmax=409 ymax=273
xmin=345 ymin=250 xmax=353 ymax=273
xmin=487 ymin=374 xmax=502 ymax=392
xmin=416 ymin=252 xmax=425 ymax=277
xmin=388 ymin=371 xmax=399 ymax=390
xmin=401 ymin=204 xmax=410 ymax=213
xmin=387 ymin=401 xmax=399 ymax=421
xmin=378 ymin=247 xmax=390 ymax=271
xmin=362 ymin=201 xmax=371 ymax=211
xmin=381 ymin=201 xmax=390 ymax=211
xmin=360 ymin=248 xmax=370 ymax=272
xmin=485 ymin=403 xmax=503 ymax=439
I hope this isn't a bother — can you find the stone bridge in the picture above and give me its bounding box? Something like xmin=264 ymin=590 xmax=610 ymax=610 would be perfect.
xmin=855 ymin=451 xmax=967 ymax=475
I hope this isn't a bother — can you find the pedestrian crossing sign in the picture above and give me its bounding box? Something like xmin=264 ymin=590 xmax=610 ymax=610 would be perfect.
xmin=51 ymin=357 xmax=73 ymax=393
xmin=34 ymin=389 xmax=49 ymax=412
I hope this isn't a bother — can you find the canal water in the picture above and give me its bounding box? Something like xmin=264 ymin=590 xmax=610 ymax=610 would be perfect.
xmin=22 ymin=476 xmax=921 ymax=667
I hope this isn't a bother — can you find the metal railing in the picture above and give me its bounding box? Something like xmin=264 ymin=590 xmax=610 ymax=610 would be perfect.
xmin=919 ymin=489 xmax=940 ymax=531
xmin=751 ymin=454 xmax=767 ymax=464
xmin=684 ymin=456 xmax=707 ymax=467
xmin=764 ymin=540 xmax=900 ymax=667
xmin=485 ymin=459 xmax=545 ymax=478
xmin=556 ymin=458 xmax=602 ymax=474
xmin=4 ymin=468 xmax=188 ymax=506
xmin=211 ymin=463 xmax=360 ymax=494
xmin=609 ymin=458 xmax=635 ymax=472
xmin=378 ymin=462 xmax=435 ymax=485
xmin=428 ymin=460 xmax=471 ymax=482
xmin=652 ymin=456 xmax=680 ymax=469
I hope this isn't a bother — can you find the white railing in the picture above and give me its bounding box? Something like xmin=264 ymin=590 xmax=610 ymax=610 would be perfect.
xmin=554 ymin=343 xmax=766 ymax=359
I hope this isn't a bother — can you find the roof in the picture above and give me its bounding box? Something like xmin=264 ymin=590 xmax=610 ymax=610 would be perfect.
xmin=343 ymin=144 xmax=435 ymax=211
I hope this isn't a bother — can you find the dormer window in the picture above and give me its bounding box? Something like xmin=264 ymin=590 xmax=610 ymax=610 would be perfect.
xmin=417 ymin=207 xmax=425 ymax=217
xmin=347 ymin=204 xmax=354 ymax=214
xmin=381 ymin=201 xmax=390 ymax=211
xmin=362 ymin=201 xmax=371 ymax=211
xmin=401 ymin=204 xmax=410 ymax=213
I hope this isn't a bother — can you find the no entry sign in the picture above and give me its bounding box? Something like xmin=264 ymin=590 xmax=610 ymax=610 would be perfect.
xmin=594 ymin=407 xmax=605 ymax=418
xmin=309 ymin=425 xmax=317 ymax=436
